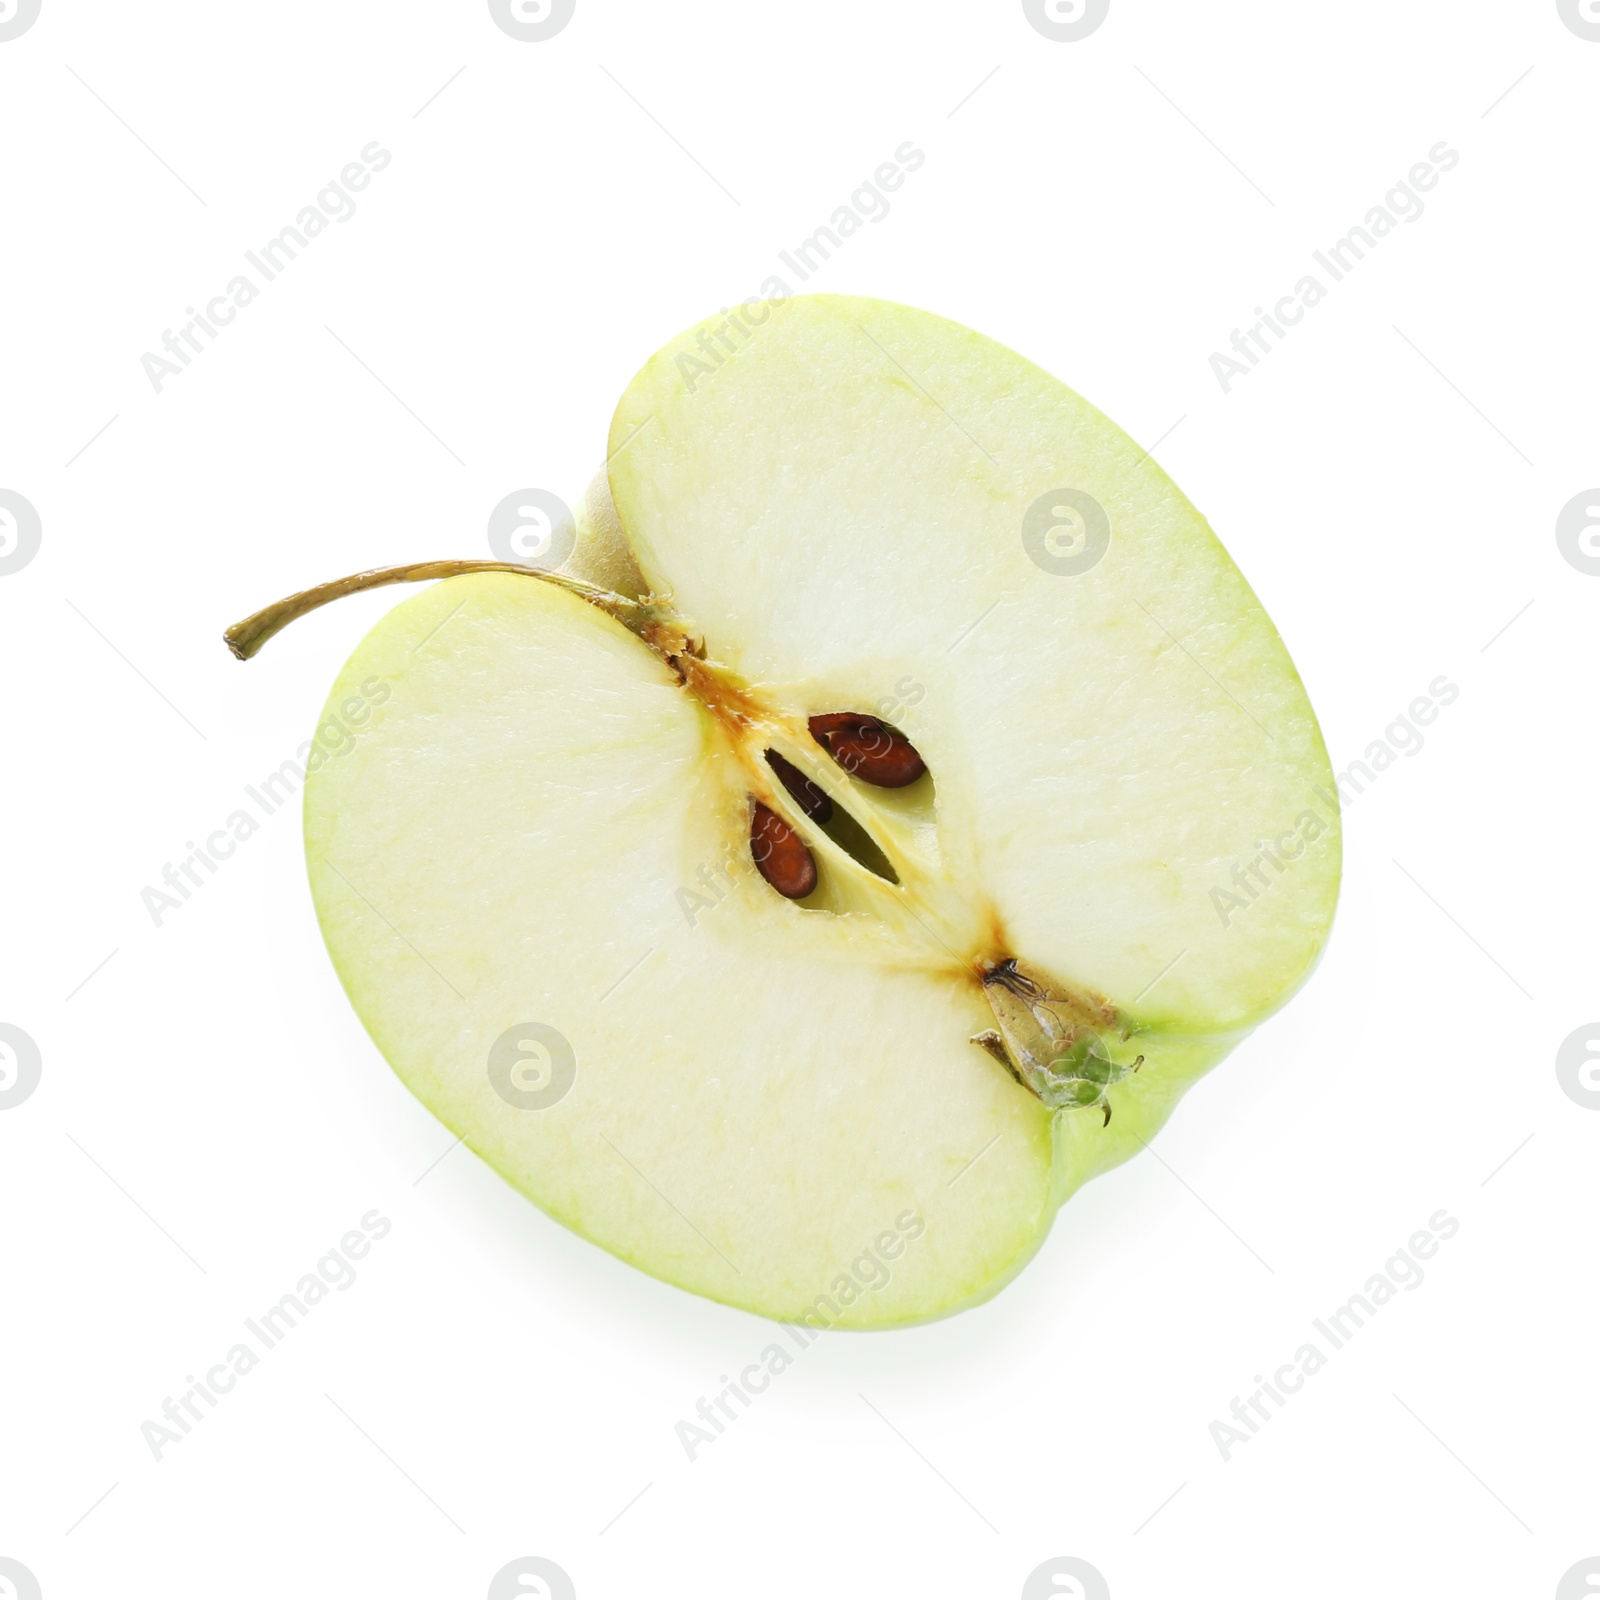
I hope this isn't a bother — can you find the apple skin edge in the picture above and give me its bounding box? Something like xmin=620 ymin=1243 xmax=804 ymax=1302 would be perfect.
xmin=238 ymin=294 xmax=1340 ymax=1329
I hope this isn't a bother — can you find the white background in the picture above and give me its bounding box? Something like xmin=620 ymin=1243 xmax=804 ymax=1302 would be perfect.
xmin=1 ymin=2 xmax=1596 ymax=1597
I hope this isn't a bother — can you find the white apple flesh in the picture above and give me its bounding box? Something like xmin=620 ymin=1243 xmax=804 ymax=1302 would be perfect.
xmin=251 ymin=296 xmax=1340 ymax=1326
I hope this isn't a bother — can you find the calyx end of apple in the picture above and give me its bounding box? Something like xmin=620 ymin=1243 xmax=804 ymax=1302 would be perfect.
xmin=977 ymin=959 xmax=1144 ymax=1124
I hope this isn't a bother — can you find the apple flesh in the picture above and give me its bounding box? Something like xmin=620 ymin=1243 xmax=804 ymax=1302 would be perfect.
xmin=264 ymin=295 xmax=1339 ymax=1326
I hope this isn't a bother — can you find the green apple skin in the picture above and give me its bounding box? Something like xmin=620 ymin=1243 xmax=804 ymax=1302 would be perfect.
xmin=302 ymin=296 xmax=1339 ymax=1327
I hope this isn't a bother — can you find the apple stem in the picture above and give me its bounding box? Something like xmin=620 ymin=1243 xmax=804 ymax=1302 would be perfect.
xmin=223 ymin=561 xmax=651 ymax=660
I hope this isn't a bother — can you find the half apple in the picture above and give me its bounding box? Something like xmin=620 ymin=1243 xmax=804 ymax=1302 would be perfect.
xmin=236 ymin=295 xmax=1339 ymax=1326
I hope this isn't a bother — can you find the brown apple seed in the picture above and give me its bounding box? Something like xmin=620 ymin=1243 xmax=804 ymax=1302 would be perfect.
xmin=765 ymin=750 xmax=833 ymax=823
xmin=751 ymin=801 xmax=818 ymax=898
xmin=808 ymin=713 xmax=926 ymax=788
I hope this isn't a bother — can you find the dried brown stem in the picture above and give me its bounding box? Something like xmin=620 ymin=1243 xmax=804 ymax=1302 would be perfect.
xmin=223 ymin=560 xmax=643 ymax=660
